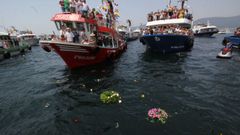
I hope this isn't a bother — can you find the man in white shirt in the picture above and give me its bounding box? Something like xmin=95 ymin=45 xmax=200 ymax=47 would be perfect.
xmin=65 ymin=28 xmax=74 ymax=42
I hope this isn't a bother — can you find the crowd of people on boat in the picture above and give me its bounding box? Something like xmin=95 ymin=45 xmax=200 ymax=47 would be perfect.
xmin=59 ymin=0 xmax=90 ymax=15
xmin=55 ymin=0 xmax=119 ymax=45
xmin=51 ymin=24 xmax=95 ymax=44
xmin=142 ymin=25 xmax=193 ymax=36
xmin=58 ymin=0 xmax=116 ymax=27
xmin=52 ymin=24 xmax=122 ymax=47
xmin=0 ymin=38 xmax=19 ymax=49
xmin=147 ymin=6 xmax=192 ymax=22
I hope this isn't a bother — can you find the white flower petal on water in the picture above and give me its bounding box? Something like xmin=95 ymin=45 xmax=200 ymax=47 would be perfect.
xmin=44 ymin=103 xmax=50 ymax=108
xmin=115 ymin=122 xmax=119 ymax=128
xmin=118 ymin=100 xmax=122 ymax=104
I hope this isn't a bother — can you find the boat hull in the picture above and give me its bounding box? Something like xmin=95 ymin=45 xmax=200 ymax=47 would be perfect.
xmin=127 ymin=37 xmax=138 ymax=42
xmin=0 ymin=44 xmax=31 ymax=60
xmin=140 ymin=34 xmax=194 ymax=53
xmin=217 ymin=51 xmax=232 ymax=59
xmin=194 ymin=31 xmax=218 ymax=37
xmin=40 ymin=41 xmax=127 ymax=69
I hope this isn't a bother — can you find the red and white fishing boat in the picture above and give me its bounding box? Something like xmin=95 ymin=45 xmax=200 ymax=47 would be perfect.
xmin=40 ymin=11 xmax=127 ymax=69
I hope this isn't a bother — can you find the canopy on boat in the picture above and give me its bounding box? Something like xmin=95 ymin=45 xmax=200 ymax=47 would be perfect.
xmin=146 ymin=18 xmax=192 ymax=28
xmin=0 ymin=32 xmax=8 ymax=36
xmin=51 ymin=13 xmax=96 ymax=24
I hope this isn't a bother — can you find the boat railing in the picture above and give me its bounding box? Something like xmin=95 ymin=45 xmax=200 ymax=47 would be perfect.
xmin=42 ymin=34 xmax=120 ymax=49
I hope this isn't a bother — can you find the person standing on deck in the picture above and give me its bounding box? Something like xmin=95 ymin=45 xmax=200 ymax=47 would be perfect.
xmin=59 ymin=0 xmax=65 ymax=12
xmin=59 ymin=25 xmax=66 ymax=41
xmin=81 ymin=1 xmax=90 ymax=17
xmin=79 ymin=28 xmax=87 ymax=43
xmin=70 ymin=0 xmax=77 ymax=13
xmin=73 ymin=0 xmax=79 ymax=13
xmin=72 ymin=28 xmax=79 ymax=43
xmin=64 ymin=0 xmax=70 ymax=12
xmin=77 ymin=0 xmax=83 ymax=14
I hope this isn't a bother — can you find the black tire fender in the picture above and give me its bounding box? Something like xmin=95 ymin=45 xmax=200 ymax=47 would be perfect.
xmin=4 ymin=52 xmax=11 ymax=59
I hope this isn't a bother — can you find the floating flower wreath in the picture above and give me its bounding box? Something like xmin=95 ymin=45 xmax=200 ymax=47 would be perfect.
xmin=147 ymin=108 xmax=168 ymax=124
xmin=100 ymin=90 xmax=122 ymax=104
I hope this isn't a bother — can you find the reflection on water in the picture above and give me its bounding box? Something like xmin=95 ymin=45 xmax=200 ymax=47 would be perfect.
xmin=0 ymin=34 xmax=240 ymax=135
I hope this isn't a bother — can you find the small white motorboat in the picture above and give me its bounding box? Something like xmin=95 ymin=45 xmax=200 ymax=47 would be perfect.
xmin=217 ymin=43 xmax=233 ymax=59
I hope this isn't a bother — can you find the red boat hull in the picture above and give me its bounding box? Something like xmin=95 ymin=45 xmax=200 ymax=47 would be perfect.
xmin=41 ymin=41 xmax=127 ymax=69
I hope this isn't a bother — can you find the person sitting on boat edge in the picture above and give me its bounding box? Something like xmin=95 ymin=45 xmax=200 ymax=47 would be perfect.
xmin=88 ymin=33 xmax=96 ymax=45
xmin=51 ymin=34 xmax=58 ymax=41
xmin=89 ymin=8 xmax=96 ymax=19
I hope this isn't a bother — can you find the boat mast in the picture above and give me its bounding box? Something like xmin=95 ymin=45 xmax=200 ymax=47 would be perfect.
xmin=180 ymin=0 xmax=188 ymax=9
xmin=168 ymin=0 xmax=172 ymax=6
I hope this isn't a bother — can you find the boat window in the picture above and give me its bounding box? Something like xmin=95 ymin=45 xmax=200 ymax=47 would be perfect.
xmin=76 ymin=23 xmax=85 ymax=31
xmin=55 ymin=21 xmax=61 ymax=30
xmin=3 ymin=36 xmax=10 ymax=41
xmin=72 ymin=22 xmax=77 ymax=29
xmin=58 ymin=21 xmax=78 ymax=31
xmin=86 ymin=23 xmax=90 ymax=32
xmin=0 ymin=41 xmax=3 ymax=48
xmin=113 ymin=38 xmax=118 ymax=48
xmin=65 ymin=22 xmax=73 ymax=29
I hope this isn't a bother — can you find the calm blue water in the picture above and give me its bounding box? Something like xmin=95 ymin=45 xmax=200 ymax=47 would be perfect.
xmin=0 ymin=34 xmax=240 ymax=135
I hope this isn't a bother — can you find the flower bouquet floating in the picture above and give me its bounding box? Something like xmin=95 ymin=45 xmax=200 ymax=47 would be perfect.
xmin=147 ymin=108 xmax=168 ymax=124
xmin=100 ymin=90 xmax=122 ymax=104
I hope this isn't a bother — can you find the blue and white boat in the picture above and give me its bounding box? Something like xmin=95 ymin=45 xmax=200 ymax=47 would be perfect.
xmin=222 ymin=27 xmax=240 ymax=48
xmin=140 ymin=0 xmax=194 ymax=53
xmin=193 ymin=22 xmax=219 ymax=37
